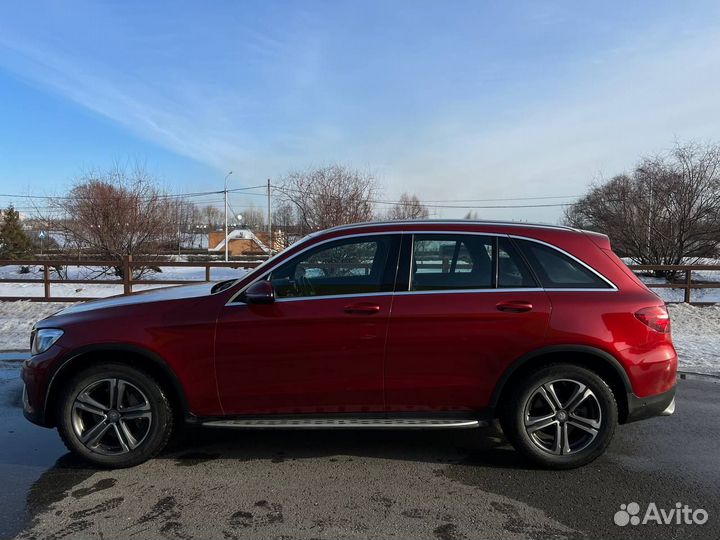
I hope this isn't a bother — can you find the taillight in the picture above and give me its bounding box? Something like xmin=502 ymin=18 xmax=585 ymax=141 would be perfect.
xmin=635 ymin=305 xmax=671 ymax=334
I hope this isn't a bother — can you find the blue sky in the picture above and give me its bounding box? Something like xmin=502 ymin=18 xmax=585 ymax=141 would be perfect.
xmin=1 ymin=1 xmax=719 ymax=222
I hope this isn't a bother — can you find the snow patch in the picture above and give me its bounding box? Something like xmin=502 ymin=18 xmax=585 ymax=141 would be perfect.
xmin=667 ymin=304 xmax=720 ymax=375
xmin=0 ymin=302 xmax=70 ymax=350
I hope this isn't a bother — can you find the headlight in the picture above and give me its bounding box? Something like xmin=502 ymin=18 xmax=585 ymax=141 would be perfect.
xmin=31 ymin=329 xmax=64 ymax=355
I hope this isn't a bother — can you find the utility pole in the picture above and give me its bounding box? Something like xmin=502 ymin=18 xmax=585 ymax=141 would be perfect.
xmin=176 ymin=202 xmax=181 ymax=256
xmin=267 ymin=178 xmax=272 ymax=253
xmin=647 ymin=177 xmax=653 ymax=260
xmin=223 ymin=171 xmax=233 ymax=262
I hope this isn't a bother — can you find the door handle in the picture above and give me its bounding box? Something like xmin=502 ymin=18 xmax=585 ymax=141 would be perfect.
xmin=344 ymin=302 xmax=381 ymax=315
xmin=496 ymin=300 xmax=533 ymax=313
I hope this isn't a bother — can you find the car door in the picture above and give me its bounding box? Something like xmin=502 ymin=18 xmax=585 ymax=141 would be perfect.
xmin=215 ymin=233 xmax=401 ymax=415
xmin=384 ymin=233 xmax=552 ymax=412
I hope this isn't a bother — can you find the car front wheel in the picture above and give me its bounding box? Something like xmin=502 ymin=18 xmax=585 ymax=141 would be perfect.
xmin=57 ymin=363 xmax=173 ymax=468
xmin=500 ymin=363 xmax=618 ymax=469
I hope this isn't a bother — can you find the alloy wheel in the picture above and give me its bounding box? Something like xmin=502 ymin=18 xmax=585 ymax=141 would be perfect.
xmin=523 ymin=378 xmax=602 ymax=456
xmin=71 ymin=378 xmax=152 ymax=455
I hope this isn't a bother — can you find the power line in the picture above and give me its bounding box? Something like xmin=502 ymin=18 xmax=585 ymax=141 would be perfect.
xmin=271 ymin=185 xmax=576 ymax=210
xmin=4 ymin=179 xmax=587 ymax=216
xmin=0 ymin=185 xmax=268 ymax=202
xmin=418 ymin=194 xmax=581 ymax=203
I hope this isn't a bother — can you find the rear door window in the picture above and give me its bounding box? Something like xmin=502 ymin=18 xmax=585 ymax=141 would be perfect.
xmin=515 ymin=239 xmax=611 ymax=289
xmin=411 ymin=235 xmax=494 ymax=291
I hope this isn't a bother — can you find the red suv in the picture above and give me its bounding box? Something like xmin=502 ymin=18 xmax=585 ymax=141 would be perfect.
xmin=22 ymin=221 xmax=677 ymax=469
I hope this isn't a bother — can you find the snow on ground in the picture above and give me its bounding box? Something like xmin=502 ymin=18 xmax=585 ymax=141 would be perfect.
xmin=667 ymin=304 xmax=720 ymax=376
xmin=0 ymin=301 xmax=70 ymax=350
xmin=0 ymin=298 xmax=717 ymax=375
xmin=0 ymin=265 xmax=250 ymax=299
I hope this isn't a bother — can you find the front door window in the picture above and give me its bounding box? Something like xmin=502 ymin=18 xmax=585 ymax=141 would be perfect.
xmin=269 ymin=235 xmax=399 ymax=298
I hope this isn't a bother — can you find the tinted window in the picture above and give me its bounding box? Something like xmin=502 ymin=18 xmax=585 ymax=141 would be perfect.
xmin=411 ymin=235 xmax=494 ymax=291
xmin=269 ymin=235 xmax=399 ymax=298
xmin=498 ymin=238 xmax=537 ymax=288
xmin=516 ymin=239 xmax=610 ymax=289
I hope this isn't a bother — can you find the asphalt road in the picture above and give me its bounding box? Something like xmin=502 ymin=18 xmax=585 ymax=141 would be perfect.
xmin=1 ymin=361 xmax=718 ymax=540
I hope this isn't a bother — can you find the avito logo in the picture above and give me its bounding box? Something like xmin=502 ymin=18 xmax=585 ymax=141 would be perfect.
xmin=614 ymin=502 xmax=708 ymax=526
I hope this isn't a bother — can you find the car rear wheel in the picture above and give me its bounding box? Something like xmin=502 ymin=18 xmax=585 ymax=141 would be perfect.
xmin=500 ymin=363 xmax=618 ymax=469
xmin=57 ymin=363 xmax=173 ymax=468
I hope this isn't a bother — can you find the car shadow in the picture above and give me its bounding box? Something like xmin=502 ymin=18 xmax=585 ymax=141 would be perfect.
xmin=17 ymin=424 xmax=533 ymax=533
xmin=159 ymin=423 xmax=535 ymax=470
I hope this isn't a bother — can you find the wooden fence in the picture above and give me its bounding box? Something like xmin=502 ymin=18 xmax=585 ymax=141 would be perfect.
xmin=626 ymin=264 xmax=720 ymax=304
xmin=0 ymin=258 xmax=717 ymax=303
xmin=0 ymin=255 xmax=263 ymax=302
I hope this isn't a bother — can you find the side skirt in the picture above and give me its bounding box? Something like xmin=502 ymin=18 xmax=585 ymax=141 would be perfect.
xmin=193 ymin=411 xmax=492 ymax=430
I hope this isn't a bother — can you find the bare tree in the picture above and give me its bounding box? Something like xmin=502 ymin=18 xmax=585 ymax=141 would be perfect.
xmin=200 ymin=205 xmax=223 ymax=230
xmin=241 ymin=203 xmax=265 ymax=230
xmin=564 ymin=142 xmax=720 ymax=267
xmin=47 ymin=163 xmax=176 ymax=275
xmin=273 ymin=201 xmax=300 ymax=248
xmin=170 ymin=199 xmax=202 ymax=251
xmin=386 ymin=193 xmax=429 ymax=220
xmin=277 ymin=165 xmax=377 ymax=233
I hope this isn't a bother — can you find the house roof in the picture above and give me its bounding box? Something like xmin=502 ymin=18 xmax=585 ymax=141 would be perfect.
xmin=208 ymin=228 xmax=270 ymax=253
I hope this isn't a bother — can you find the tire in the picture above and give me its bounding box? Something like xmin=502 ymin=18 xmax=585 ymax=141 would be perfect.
xmin=499 ymin=363 xmax=618 ymax=470
xmin=57 ymin=362 xmax=174 ymax=468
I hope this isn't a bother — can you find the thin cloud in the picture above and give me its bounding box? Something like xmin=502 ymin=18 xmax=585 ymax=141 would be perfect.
xmin=0 ymin=4 xmax=719 ymax=224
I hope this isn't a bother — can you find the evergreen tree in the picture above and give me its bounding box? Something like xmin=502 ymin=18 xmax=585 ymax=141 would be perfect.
xmin=0 ymin=205 xmax=31 ymax=259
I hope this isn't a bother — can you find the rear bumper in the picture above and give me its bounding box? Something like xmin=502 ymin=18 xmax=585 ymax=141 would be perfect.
xmin=624 ymin=385 xmax=676 ymax=423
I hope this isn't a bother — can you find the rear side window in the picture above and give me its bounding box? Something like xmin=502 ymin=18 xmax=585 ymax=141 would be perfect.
xmin=515 ymin=239 xmax=611 ymax=289
xmin=411 ymin=234 xmax=494 ymax=290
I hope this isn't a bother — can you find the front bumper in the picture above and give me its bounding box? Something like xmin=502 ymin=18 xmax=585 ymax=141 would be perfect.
xmin=21 ymin=383 xmax=47 ymax=426
xmin=624 ymin=385 xmax=676 ymax=423
xmin=21 ymin=348 xmax=63 ymax=428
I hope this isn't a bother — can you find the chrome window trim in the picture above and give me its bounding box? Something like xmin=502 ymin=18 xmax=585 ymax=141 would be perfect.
xmin=531 ymin=288 xmax=618 ymax=292
xmin=407 ymin=233 xmax=416 ymax=291
xmin=273 ymin=288 xmax=548 ymax=304
xmin=507 ymin=234 xmax=618 ymax=291
xmin=226 ymin=231 xmax=404 ymax=305
xmin=275 ymin=291 xmax=395 ymax=303
xmin=226 ymin=229 xmax=618 ymax=306
xmin=394 ymin=288 xmax=546 ymax=296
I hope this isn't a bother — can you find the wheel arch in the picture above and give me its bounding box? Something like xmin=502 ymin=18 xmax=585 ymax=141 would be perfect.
xmin=44 ymin=344 xmax=189 ymax=427
xmin=491 ymin=345 xmax=633 ymax=423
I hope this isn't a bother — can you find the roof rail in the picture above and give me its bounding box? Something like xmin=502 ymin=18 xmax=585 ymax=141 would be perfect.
xmin=317 ymin=219 xmax=578 ymax=234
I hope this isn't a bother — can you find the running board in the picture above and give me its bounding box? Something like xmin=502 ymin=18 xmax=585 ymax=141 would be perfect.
xmin=201 ymin=418 xmax=486 ymax=430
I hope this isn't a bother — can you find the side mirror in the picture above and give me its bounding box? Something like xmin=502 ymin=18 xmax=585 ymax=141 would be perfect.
xmin=243 ymin=280 xmax=275 ymax=304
